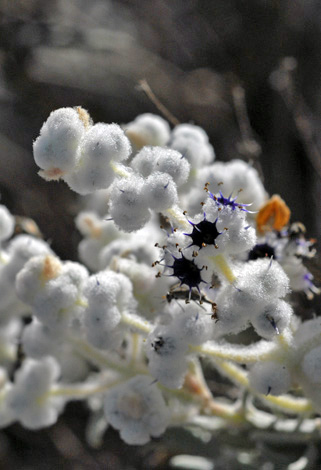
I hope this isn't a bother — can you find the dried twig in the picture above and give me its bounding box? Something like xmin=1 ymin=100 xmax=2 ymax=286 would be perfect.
xmin=138 ymin=79 xmax=180 ymax=127
xmin=270 ymin=58 xmax=321 ymax=180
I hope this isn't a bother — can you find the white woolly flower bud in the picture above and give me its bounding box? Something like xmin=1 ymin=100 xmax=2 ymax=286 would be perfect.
xmin=103 ymin=375 xmax=170 ymax=445
xmin=131 ymin=147 xmax=190 ymax=186
xmin=78 ymin=238 xmax=104 ymax=272
xmin=84 ymin=271 xmax=136 ymax=350
xmin=16 ymin=255 xmax=62 ymax=306
xmin=145 ymin=172 xmax=178 ymax=211
xmin=85 ymin=305 xmax=124 ymax=351
xmin=107 ymin=254 xmax=172 ymax=316
xmin=124 ymin=113 xmax=170 ymax=149
xmin=75 ymin=211 xmax=119 ymax=240
xmin=252 ymin=258 xmax=290 ymax=299
xmin=7 ymin=235 xmax=52 ymax=275
xmin=64 ymin=123 xmax=131 ymax=195
xmin=108 ymin=257 xmax=156 ymax=294
xmin=171 ymin=123 xmax=209 ymax=144
xmin=171 ymin=305 xmax=214 ymax=345
xmin=0 ymin=205 xmax=15 ymax=242
xmin=154 ymin=148 xmax=190 ymax=186
xmin=222 ymin=219 xmax=256 ymax=255
xmin=0 ymin=235 xmax=52 ymax=313
xmin=249 ymin=361 xmax=291 ymax=396
xmin=55 ymin=347 xmax=90 ymax=383
xmin=33 ymin=107 xmax=86 ymax=180
xmin=213 ymin=260 xmax=290 ymax=336
xmin=109 ymin=175 xmax=151 ymax=232
xmin=0 ymin=318 xmax=22 ymax=365
xmin=99 ymin=223 xmax=158 ymax=268
xmin=16 ymin=255 xmax=88 ymax=330
xmin=213 ymin=288 xmax=251 ymax=336
xmin=83 ymin=123 xmax=131 ymax=163
xmin=7 ymin=357 xmax=64 ymax=429
xmin=146 ymin=325 xmax=188 ymax=389
xmin=234 ymin=259 xmax=290 ymax=310
xmin=75 ymin=211 xmax=124 ymax=271
xmin=170 ymin=137 xmax=215 ymax=168
xmin=22 ymin=318 xmax=59 ymax=358
xmin=131 ymin=146 xmax=160 ymax=177
xmin=251 ymin=300 xmax=293 ymax=339
xmin=22 ymin=319 xmax=89 ymax=382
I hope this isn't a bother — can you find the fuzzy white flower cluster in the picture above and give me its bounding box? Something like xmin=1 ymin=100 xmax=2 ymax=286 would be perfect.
xmin=214 ymin=258 xmax=292 ymax=338
xmin=34 ymin=107 xmax=131 ymax=194
xmin=0 ymin=108 xmax=320 ymax=447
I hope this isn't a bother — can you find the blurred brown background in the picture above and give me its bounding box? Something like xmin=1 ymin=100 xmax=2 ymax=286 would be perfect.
xmin=0 ymin=0 xmax=321 ymax=468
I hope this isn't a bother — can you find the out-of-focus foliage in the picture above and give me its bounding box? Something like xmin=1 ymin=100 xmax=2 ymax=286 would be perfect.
xmin=1 ymin=1 xmax=321 ymax=468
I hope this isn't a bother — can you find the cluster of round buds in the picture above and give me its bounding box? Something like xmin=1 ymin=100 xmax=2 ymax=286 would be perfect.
xmin=131 ymin=146 xmax=190 ymax=186
xmin=83 ymin=271 xmax=136 ymax=350
xmin=214 ymin=258 xmax=292 ymax=338
xmin=33 ymin=107 xmax=132 ymax=194
xmin=5 ymin=357 xmax=64 ymax=429
xmin=22 ymin=319 xmax=89 ymax=382
xmin=15 ymin=254 xmax=89 ymax=331
xmin=146 ymin=304 xmax=213 ymax=388
xmin=0 ymin=234 xmax=52 ymax=320
xmin=0 ymin=206 xmax=56 ymax=374
xmin=108 ymin=174 xmax=152 ymax=232
xmin=109 ymin=147 xmax=190 ymax=232
xmin=33 ymin=107 xmax=87 ymax=179
xmin=75 ymin=211 xmax=125 ymax=271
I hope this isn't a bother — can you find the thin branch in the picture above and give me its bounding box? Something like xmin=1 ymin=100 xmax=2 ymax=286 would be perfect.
xmin=270 ymin=58 xmax=321 ymax=180
xmin=138 ymin=79 xmax=180 ymax=127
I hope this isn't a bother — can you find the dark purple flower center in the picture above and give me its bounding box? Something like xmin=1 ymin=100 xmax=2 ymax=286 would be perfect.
xmin=185 ymin=219 xmax=220 ymax=249
xmin=248 ymin=243 xmax=276 ymax=260
xmin=169 ymin=254 xmax=204 ymax=290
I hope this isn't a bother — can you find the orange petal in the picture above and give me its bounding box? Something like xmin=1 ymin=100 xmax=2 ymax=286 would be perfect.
xmin=256 ymin=195 xmax=291 ymax=233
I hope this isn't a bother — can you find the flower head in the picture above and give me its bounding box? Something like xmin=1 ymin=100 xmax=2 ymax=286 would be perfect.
xmin=209 ymin=190 xmax=251 ymax=212
xmin=185 ymin=216 xmax=221 ymax=249
xmin=168 ymin=253 xmax=205 ymax=292
xmin=103 ymin=375 xmax=170 ymax=445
